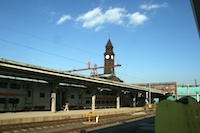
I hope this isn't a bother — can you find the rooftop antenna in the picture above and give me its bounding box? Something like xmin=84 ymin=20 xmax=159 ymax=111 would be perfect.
xmin=195 ymin=79 xmax=198 ymax=87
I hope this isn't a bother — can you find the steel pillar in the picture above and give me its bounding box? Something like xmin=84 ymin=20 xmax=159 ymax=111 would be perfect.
xmin=49 ymin=82 xmax=59 ymax=113
xmin=92 ymin=95 xmax=96 ymax=111
xmin=132 ymin=97 xmax=136 ymax=107
xmin=51 ymin=93 xmax=56 ymax=113
xmin=88 ymin=86 xmax=97 ymax=111
xmin=197 ymin=92 xmax=199 ymax=102
xmin=116 ymin=96 xmax=120 ymax=109
xmin=146 ymin=92 xmax=149 ymax=105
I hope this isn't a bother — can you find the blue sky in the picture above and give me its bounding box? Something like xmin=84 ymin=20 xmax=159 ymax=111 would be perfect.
xmin=0 ymin=0 xmax=199 ymax=85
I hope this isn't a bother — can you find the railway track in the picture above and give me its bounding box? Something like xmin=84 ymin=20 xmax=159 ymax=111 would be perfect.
xmin=0 ymin=110 xmax=155 ymax=133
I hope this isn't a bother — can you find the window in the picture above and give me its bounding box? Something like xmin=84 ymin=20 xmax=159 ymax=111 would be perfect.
xmin=0 ymin=82 xmax=7 ymax=88
xmin=96 ymin=91 xmax=101 ymax=95
xmin=106 ymin=101 xmax=109 ymax=104
xmin=78 ymin=94 xmax=82 ymax=99
xmin=0 ymin=98 xmax=6 ymax=104
xmin=97 ymin=100 xmax=100 ymax=104
xmin=86 ymin=100 xmax=90 ymax=104
xmin=9 ymin=98 xmax=19 ymax=104
xmin=86 ymin=90 xmax=90 ymax=94
xmin=40 ymin=93 xmax=45 ymax=98
xmin=71 ymin=95 xmax=74 ymax=99
xmin=10 ymin=83 xmax=20 ymax=89
xmin=28 ymin=91 xmax=31 ymax=97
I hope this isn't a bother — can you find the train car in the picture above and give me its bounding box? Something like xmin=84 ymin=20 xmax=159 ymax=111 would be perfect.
xmin=0 ymin=78 xmax=51 ymax=112
xmin=95 ymin=90 xmax=116 ymax=108
xmin=24 ymin=82 xmax=51 ymax=110
xmin=0 ymin=79 xmax=26 ymax=112
xmin=57 ymin=84 xmax=132 ymax=110
xmin=57 ymin=84 xmax=86 ymax=110
xmin=0 ymin=77 xmax=134 ymax=112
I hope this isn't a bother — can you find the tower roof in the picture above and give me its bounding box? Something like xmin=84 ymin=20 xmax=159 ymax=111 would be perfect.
xmin=106 ymin=39 xmax=113 ymax=48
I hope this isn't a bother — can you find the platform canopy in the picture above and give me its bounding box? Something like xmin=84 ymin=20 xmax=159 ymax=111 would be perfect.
xmin=0 ymin=58 xmax=165 ymax=95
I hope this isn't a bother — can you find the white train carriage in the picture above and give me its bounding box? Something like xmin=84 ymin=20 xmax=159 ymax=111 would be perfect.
xmin=0 ymin=79 xmax=26 ymax=112
xmin=95 ymin=90 xmax=117 ymax=108
xmin=0 ymin=77 xmax=133 ymax=112
xmin=57 ymin=84 xmax=128 ymax=110
xmin=24 ymin=82 xmax=51 ymax=110
xmin=0 ymin=78 xmax=51 ymax=112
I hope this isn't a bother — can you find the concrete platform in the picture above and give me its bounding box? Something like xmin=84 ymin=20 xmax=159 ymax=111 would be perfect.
xmin=0 ymin=107 xmax=144 ymax=125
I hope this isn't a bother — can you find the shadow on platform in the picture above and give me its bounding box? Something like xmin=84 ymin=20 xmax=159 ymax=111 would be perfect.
xmin=80 ymin=116 xmax=155 ymax=133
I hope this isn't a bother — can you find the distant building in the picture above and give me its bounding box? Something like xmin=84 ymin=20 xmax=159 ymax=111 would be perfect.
xmin=177 ymin=85 xmax=200 ymax=102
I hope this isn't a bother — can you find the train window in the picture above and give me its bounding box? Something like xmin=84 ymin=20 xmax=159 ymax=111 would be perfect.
xmin=86 ymin=100 xmax=90 ymax=104
xmin=10 ymin=83 xmax=20 ymax=89
xmin=96 ymin=91 xmax=101 ymax=95
xmin=9 ymin=98 xmax=19 ymax=104
xmin=40 ymin=93 xmax=45 ymax=98
xmin=0 ymin=98 xmax=6 ymax=103
xmin=102 ymin=101 xmax=105 ymax=104
xmin=97 ymin=100 xmax=100 ymax=104
xmin=71 ymin=95 xmax=75 ymax=99
xmin=86 ymin=90 xmax=90 ymax=94
xmin=0 ymin=82 xmax=8 ymax=88
xmin=78 ymin=94 xmax=81 ymax=99
xmin=28 ymin=91 xmax=31 ymax=97
xmin=106 ymin=101 xmax=109 ymax=104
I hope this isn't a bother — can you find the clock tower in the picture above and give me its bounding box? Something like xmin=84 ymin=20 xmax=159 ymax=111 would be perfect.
xmin=104 ymin=39 xmax=115 ymax=74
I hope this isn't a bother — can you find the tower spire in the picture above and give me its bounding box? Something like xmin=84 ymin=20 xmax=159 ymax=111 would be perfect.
xmin=104 ymin=39 xmax=115 ymax=74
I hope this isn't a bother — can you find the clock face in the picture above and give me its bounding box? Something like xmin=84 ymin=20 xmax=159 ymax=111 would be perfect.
xmin=111 ymin=55 xmax=113 ymax=59
xmin=105 ymin=54 xmax=110 ymax=59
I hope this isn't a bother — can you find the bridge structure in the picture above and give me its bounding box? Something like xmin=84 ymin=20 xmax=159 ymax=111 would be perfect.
xmin=0 ymin=58 xmax=166 ymax=112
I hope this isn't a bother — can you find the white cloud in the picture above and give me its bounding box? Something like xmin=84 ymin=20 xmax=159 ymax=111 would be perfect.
xmin=75 ymin=4 xmax=168 ymax=31
xmin=127 ymin=12 xmax=148 ymax=26
xmin=56 ymin=15 xmax=71 ymax=25
xmin=76 ymin=7 xmax=104 ymax=28
xmin=140 ymin=2 xmax=168 ymax=10
xmin=76 ymin=7 xmax=125 ymax=30
xmin=104 ymin=7 xmax=126 ymax=24
xmin=95 ymin=26 xmax=104 ymax=32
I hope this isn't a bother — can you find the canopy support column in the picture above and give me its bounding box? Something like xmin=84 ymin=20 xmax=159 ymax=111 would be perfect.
xmin=49 ymin=82 xmax=59 ymax=113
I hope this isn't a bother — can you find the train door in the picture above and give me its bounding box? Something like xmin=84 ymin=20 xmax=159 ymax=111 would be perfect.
xmin=26 ymin=89 xmax=33 ymax=104
xmin=62 ymin=91 xmax=66 ymax=104
xmin=0 ymin=97 xmax=7 ymax=111
xmin=78 ymin=93 xmax=82 ymax=104
xmin=62 ymin=91 xmax=66 ymax=107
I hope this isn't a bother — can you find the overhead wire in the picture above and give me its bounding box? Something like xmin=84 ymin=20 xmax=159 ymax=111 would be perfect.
xmin=0 ymin=38 xmax=86 ymax=65
xmin=115 ymin=71 xmax=148 ymax=82
xmin=0 ymin=25 xmax=101 ymax=57
xmin=0 ymin=25 xmax=150 ymax=82
xmin=0 ymin=52 xmax=70 ymax=70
